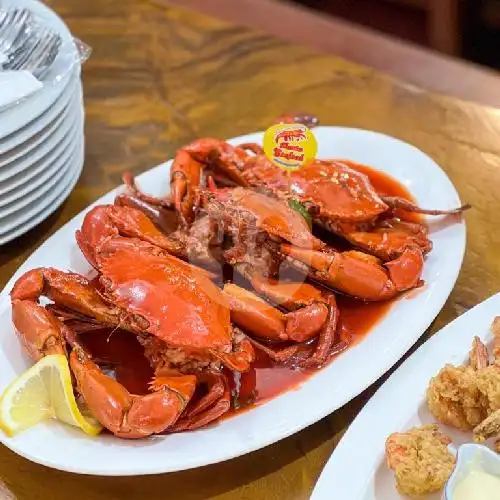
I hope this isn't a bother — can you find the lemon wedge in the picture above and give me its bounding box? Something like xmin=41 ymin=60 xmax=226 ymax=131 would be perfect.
xmin=0 ymin=354 xmax=102 ymax=437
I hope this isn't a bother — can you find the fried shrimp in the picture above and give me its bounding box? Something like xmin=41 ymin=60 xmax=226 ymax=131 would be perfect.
xmin=385 ymin=317 xmax=500 ymax=497
xmin=426 ymin=362 xmax=488 ymax=430
xmin=385 ymin=424 xmax=455 ymax=497
xmin=426 ymin=331 xmax=500 ymax=432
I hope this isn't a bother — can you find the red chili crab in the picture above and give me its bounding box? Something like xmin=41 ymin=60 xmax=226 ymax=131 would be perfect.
xmin=116 ymin=179 xmax=427 ymax=377
xmin=205 ymin=182 xmax=426 ymax=299
xmin=10 ymin=270 xmax=197 ymax=438
xmin=79 ymin=203 xmax=349 ymax=367
xmin=164 ymin=138 xmax=469 ymax=260
xmin=125 ymin=174 xmax=426 ymax=303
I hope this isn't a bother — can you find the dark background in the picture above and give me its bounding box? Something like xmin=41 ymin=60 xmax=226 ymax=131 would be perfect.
xmin=291 ymin=0 xmax=500 ymax=69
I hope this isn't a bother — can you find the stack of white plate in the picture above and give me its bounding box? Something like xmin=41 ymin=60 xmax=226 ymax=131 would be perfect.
xmin=0 ymin=0 xmax=85 ymax=245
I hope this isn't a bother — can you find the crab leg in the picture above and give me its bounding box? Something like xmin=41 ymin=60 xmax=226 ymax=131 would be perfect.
xmin=76 ymin=205 xmax=186 ymax=269
xmin=169 ymin=371 xmax=231 ymax=432
xmin=114 ymin=191 xmax=179 ymax=235
xmin=169 ymin=149 xmax=204 ymax=224
xmin=304 ymin=293 xmax=341 ymax=367
xmin=276 ymin=245 xmax=424 ymax=301
xmin=245 ymin=336 xmax=299 ymax=362
xmin=121 ymin=173 xmax=174 ymax=211
xmin=10 ymin=267 xmax=131 ymax=329
xmin=170 ymin=138 xmax=251 ymax=221
xmin=116 ymin=190 xmax=223 ymax=272
xmin=211 ymin=328 xmax=255 ymax=372
xmin=382 ymin=196 xmax=471 ymax=216
xmin=237 ymin=143 xmax=264 ymax=155
xmin=337 ymin=218 xmax=433 ymax=261
xmin=70 ymin=345 xmax=196 ymax=438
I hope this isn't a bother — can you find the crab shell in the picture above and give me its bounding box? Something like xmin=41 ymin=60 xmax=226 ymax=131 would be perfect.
xmin=209 ymin=186 xmax=324 ymax=250
xmin=244 ymin=157 xmax=389 ymax=222
xmin=97 ymin=245 xmax=232 ymax=353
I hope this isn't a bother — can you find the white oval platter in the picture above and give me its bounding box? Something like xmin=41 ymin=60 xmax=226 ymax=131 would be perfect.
xmin=0 ymin=126 xmax=467 ymax=476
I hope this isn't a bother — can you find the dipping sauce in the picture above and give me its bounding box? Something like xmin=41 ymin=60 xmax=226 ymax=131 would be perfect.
xmin=452 ymin=466 xmax=500 ymax=500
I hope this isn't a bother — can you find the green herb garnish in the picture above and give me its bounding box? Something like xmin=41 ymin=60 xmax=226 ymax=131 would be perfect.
xmin=288 ymin=199 xmax=312 ymax=228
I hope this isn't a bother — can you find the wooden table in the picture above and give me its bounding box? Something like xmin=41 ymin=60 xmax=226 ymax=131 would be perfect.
xmin=2 ymin=0 xmax=500 ymax=498
xmin=167 ymin=0 xmax=500 ymax=108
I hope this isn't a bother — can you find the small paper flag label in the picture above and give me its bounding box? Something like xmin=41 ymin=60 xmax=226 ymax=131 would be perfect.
xmin=263 ymin=123 xmax=317 ymax=172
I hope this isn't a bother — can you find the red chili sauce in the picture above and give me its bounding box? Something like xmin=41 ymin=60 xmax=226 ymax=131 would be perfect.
xmin=79 ymin=162 xmax=423 ymax=420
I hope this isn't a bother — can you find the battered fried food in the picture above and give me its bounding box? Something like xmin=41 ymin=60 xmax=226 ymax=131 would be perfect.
xmin=426 ymin=364 xmax=488 ymax=430
xmin=385 ymin=424 xmax=455 ymax=497
xmin=472 ymin=366 xmax=500 ymax=443
xmin=473 ymin=408 xmax=500 ymax=443
xmin=385 ymin=318 xmax=500 ymax=497
xmin=426 ymin=334 xmax=500 ymax=431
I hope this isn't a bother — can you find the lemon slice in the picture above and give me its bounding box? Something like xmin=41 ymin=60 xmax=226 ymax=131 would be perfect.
xmin=0 ymin=354 xmax=102 ymax=437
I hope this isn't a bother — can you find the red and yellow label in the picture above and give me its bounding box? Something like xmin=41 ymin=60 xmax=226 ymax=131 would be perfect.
xmin=263 ymin=123 xmax=317 ymax=172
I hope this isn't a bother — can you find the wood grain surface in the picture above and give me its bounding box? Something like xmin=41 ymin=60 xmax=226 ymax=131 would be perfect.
xmin=165 ymin=0 xmax=500 ymax=107
xmin=1 ymin=0 xmax=500 ymax=498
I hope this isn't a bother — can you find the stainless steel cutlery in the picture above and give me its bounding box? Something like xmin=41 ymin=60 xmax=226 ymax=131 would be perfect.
xmin=0 ymin=7 xmax=61 ymax=79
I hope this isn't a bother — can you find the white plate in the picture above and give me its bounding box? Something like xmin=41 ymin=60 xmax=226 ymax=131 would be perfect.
xmin=0 ymin=118 xmax=83 ymax=234
xmin=0 ymin=73 xmax=79 ymax=160
xmin=0 ymin=79 xmax=81 ymax=170
xmin=0 ymin=138 xmax=84 ymax=246
xmin=310 ymin=293 xmax=500 ymax=500
xmin=0 ymin=0 xmax=80 ymax=140
xmin=0 ymin=127 xmax=466 ymax=475
xmin=0 ymin=128 xmax=80 ymax=222
xmin=0 ymin=104 xmax=81 ymax=201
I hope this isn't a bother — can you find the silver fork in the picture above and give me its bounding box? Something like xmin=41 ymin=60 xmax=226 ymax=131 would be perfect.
xmin=2 ymin=26 xmax=62 ymax=78
xmin=0 ymin=8 xmax=32 ymax=55
xmin=29 ymin=29 xmax=62 ymax=78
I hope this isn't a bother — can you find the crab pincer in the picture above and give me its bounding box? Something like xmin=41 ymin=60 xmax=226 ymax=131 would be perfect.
xmin=69 ymin=345 xmax=196 ymax=438
xmin=10 ymin=276 xmax=198 ymax=438
xmin=276 ymin=245 xmax=424 ymax=301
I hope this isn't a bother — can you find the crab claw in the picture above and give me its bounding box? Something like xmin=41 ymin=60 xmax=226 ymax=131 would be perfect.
xmin=278 ymin=245 xmax=424 ymax=301
xmin=384 ymin=247 xmax=425 ymax=291
xmin=223 ymin=283 xmax=327 ymax=343
xmin=11 ymin=299 xmax=67 ymax=361
xmin=342 ymin=218 xmax=433 ymax=261
xmin=70 ymin=345 xmax=196 ymax=439
xmin=169 ymin=371 xmax=231 ymax=432
xmin=212 ymin=330 xmax=255 ymax=372
xmin=170 ymin=149 xmax=204 ymax=222
xmin=167 ymin=139 xmax=252 ymax=222
xmin=184 ymin=139 xmax=250 ymax=185
xmin=76 ymin=205 xmax=186 ymax=269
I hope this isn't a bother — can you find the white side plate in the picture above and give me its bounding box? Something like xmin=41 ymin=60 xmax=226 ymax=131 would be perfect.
xmin=310 ymin=294 xmax=500 ymax=500
xmin=0 ymin=127 xmax=466 ymax=475
xmin=0 ymin=107 xmax=80 ymax=204
xmin=0 ymin=82 xmax=81 ymax=183
xmin=0 ymin=136 xmax=84 ymax=245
